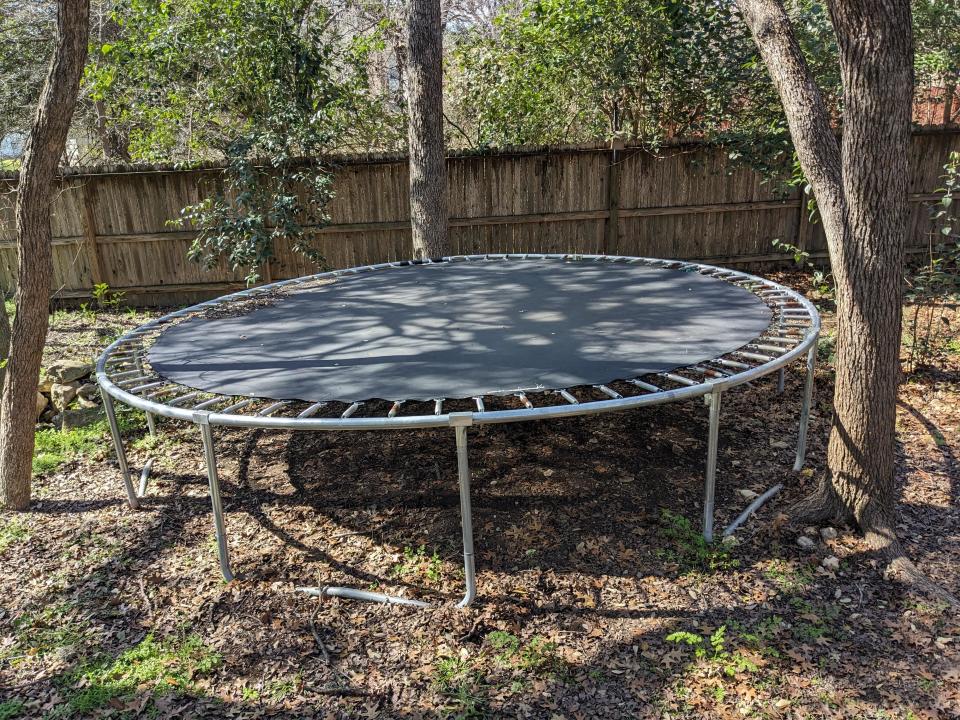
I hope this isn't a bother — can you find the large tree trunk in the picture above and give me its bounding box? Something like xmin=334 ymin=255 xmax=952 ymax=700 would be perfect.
xmin=735 ymin=0 xmax=938 ymax=593
xmin=0 ymin=0 xmax=89 ymax=510
xmin=404 ymin=0 xmax=449 ymax=259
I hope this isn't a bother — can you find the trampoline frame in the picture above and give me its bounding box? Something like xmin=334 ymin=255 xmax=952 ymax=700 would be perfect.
xmin=96 ymin=253 xmax=820 ymax=608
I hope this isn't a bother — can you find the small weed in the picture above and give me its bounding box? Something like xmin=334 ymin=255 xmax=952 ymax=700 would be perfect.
xmin=666 ymin=626 xmax=759 ymax=677
xmin=393 ymin=545 xmax=444 ymax=584
xmin=241 ymin=686 xmax=261 ymax=701
xmin=658 ymin=510 xmax=738 ymax=573
xmin=67 ymin=633 xmax=221 ymax=712
xmin=486 ymin=630 xmax=520 ymax=664
xmin=92 ymin=282 xmax=125 ymax=309
xmin=264 ymin=674 xmax=300 ymax=702
xmin=0 ymin=519 xmax=29 ymax=553
xmin=517 ymin=636 xmax=559 ymax=673
xmin=432 ymin=655 xmax=488 ymax=718
xmin=77 ymin=303 xmax=97 ymax=323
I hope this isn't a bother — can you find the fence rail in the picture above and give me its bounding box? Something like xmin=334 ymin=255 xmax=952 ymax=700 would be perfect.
xmin=1 ymin=129 xmax=957 ymax=305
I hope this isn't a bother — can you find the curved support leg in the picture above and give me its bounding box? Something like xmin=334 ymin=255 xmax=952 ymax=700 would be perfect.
xmin=102 ymin=390 xmax=140 ymax=510
xmin=454 ymin=424 xmax=477 ymax=608
xmin=199 ymin=419 xmax=235 ymax=582
xmin=703 ymin=388 xmax=722 ymax=543
xmin=793 ymin=343 xmax=817 ymax=471
xmin=776 ymin=368 xmax=785 ymax=395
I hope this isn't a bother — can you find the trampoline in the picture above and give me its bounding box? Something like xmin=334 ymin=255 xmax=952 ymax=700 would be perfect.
xmin=97 ymin=254 xmax=820 ymax=607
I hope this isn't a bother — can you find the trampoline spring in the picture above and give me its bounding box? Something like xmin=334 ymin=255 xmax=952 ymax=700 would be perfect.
xmin=297 ymin=402 xmax=327 ymax=418
xmin=473 ymin=397 xmax=485 ymax=413
xmin=628 ymin=379 xmax=661 ymax=393
xmin=220 ymin=398 xmax=258 ymax=414
xmin=748 ymin=343 xmax=787 ymax=354
xmin=116 ymin=374 xmax=153 ymax=388
xmin=257 ymin=401 xmax=290 ymax=417
xmin=111 ymin=369 xmax=146 ymax=380
xmin=166 ymin=391 xmax=202 ymax=407
xmin=193 ymin=396 xmax=227 ymax=410
xmin=558 ymin=389 xmax=579 ymax=404
xmin=516 ymin=393 xmax=534 ymax=409
xmin=734 ymin=350 xmax=775 ymax=363
xmin=341 ymin=402 xmax=362 ymax=418
xmin=145 ymin=385 xmax=178 ymax=399
xmin=129 ymin=381 xmax=166 ymax=394
xmin=594 ymin=384 xmax=622 ymax=399
xmin=714 ymin=357 xmax=753 ymax=370
xmin=660 ymin=373 xmax=700 ymax=387
xmin=692 ymin=366 xmax=730 ymax=379
xmin=434 ymin=399 xmax=443 ymax=415
xmin=388 ymin=401 xmax=403 ymax=418
xmin=761 ymin=336 xmax=798 ymax=345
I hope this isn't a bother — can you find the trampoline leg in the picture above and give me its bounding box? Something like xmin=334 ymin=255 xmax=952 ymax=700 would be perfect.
xmin=455 ymin=425 xmax=477 ymax=608
xmin=703 ymin=388 xmax=722 ymax=543
xmin=793 ymin=343 xmax=817 ymax=471
xmin=102 ymin=390 xmax=140 ymax=510
xmin=776 ymin=368 xmax=785 ymax=395
xmin=199 ymin=420 xmax=235 ymax=582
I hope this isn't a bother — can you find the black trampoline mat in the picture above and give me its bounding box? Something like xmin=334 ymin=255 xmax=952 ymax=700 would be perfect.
xmin=147 ymin=260 xmax=773 ymax=402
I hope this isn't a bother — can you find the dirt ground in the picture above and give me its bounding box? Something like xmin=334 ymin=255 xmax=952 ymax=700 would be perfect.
xmin=1 ymin=277 xmax=958 ymax=719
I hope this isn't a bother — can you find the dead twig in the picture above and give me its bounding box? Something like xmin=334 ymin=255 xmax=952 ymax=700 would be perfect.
xmin=308 ymin=599 xmax=331 ymax=663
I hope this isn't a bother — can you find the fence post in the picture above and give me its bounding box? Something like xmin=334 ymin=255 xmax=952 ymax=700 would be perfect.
xmin=604 ymin=138 xmax=624 ymax=255
xmin=80 ymin=178 xmax=104 ymax=287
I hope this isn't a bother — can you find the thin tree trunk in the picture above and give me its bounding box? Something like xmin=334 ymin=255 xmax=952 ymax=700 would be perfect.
xmin=0 ymin=0 xmax=89 ymax=510
xmin=0 ymin=297 xmax=10 ymax=400
xmin=735 ymin=0 xmax=949 ymax=599
xmin=404 ymin=0 xmax=449 ymax=259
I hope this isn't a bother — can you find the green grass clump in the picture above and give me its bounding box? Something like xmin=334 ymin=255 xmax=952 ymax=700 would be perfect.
xmin=32 ymin=422 xmax=106 ymax=476
xmin=0 ymin=519 xmax=29 ymax=553
xmin=658 ymin=509 xmax=738 ymax=573
xmin=0 ymin=700 xmax=25 ymax=720
xmin=68 ymin=633 xmax=221 ymax=713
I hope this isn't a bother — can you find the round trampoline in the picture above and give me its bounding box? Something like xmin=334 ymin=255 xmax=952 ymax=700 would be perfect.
xmin=97 ymin=254 xmax=820 ymax=607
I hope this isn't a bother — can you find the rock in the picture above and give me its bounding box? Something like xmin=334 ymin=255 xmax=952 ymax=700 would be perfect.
xmin=737 ymin=488 xmax=759 ymax=500
xmin=721 ymin=535 xmax=739 ymax=548
xmin=51 ymin=382 xmax=80 ymax=411
xmin=796 ymin=536 xmax=816 ymax=550
xmin=76 ymin=383 xmax=99 ymax=400
xmin=46 ymin=358 xmax=93 ymax=384
xmin=769 ymin=439 xmax=790 ymax=449
xmin=671 ymin=443 xmax=684 ymax=456
xmin=38 ymin=375 xmax=54 ymax=393
xmin=77 ymin=395 xmax=99 ymax=410
xmin=820 ymin=526 xmax=838 ymax=540
xmin=822 ymin=555 xmax=840 ymax=571
xmin=804 ymin=526 xmax=818 ymax=536
xmin=35 ymin=392 xmax=48 ymax=420
xmin=61 ymin=407 xmax=102 ymax=429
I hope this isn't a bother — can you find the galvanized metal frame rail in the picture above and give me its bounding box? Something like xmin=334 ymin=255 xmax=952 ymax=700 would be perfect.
xmin=96 ymin=253 xmax=820 ymax=607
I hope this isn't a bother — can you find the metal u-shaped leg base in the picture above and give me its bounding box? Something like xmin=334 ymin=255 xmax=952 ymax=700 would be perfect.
xmin=703 ymin=387 xmax=722 ymax=543
xmin=199 ymin=419 xmax=234 ymax=582
xmin=793 ymin=343 xmax=817 ymax=471
xmin=102 ymin=390 xmax=140 ymax=510
xmin=298 ymin=418 xmax=479 ymax=608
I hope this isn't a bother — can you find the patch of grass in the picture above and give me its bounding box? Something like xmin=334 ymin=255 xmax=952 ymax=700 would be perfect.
xmin=764 ymin=559 xmax=815 ymax=593
xmin=486 ymin=631 xmax=521 ymax=665
xmin=33 ymin=422 xmax=107 ymax=476
xmin=432 ymin=656 xmax=488 ymax=719
xmin=4 ymin=602 xmax=91 ymax=667
xmin=264 ymin=674 xmax=300 ymax=703
xmin=0 ymin=700 xmax=25 ymax=720
xmin=484 ymin=631 xmax=563 ymax=678
xmin=0 ymin=519 xmax=29 ymax=553
xmin=657 ymin=509 xmax=738 ymax=574
xmin=67 ymin=633 xmax=221 ymax=713
xmin=393 ymin=544 xmax=443 ymax=583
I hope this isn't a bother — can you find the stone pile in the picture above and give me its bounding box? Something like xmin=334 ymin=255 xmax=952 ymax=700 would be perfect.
xmin=36 ymin=358 xmax=102 ymax=429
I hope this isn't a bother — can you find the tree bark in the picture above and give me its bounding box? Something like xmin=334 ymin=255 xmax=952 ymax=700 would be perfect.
xmin=404 ymin=0 xmax=449 ymax=259
xmin=0 ymin=0 xmax=89 ymax=510
xmin=735 ymin=0 xmax=941 ymax=595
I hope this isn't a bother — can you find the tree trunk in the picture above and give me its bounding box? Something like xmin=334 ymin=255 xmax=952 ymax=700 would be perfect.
xmin=736 ymin=0 xmax=937 ymax=593
xmin=0 ymin=0 xmax=89 ymax=510
xmin=0 ymin=296 xmax=10 ymax=398
xmin=404 ymin=0 xmax=449 ymax=259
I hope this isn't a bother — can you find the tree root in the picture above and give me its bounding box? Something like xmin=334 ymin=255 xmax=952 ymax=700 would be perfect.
xmin=869 ymin=533 xmax=960 ymax=607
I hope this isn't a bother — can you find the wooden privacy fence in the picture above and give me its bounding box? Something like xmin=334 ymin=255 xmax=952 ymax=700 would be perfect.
xmin=1 ymin=129 xmax=958 ymax=305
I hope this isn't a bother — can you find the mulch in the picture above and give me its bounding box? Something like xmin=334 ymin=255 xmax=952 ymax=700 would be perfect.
xmin=1 ymin=279 xmax=958 ymax=719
